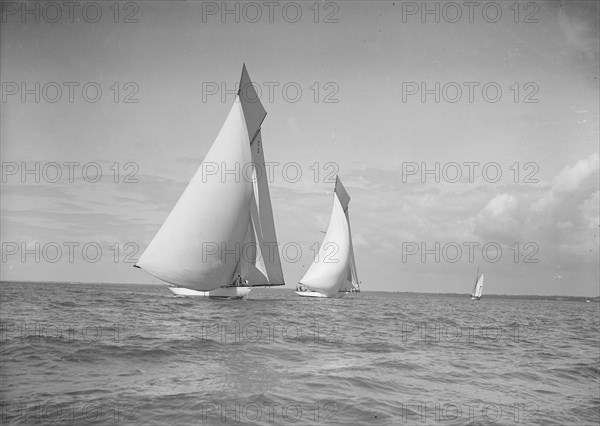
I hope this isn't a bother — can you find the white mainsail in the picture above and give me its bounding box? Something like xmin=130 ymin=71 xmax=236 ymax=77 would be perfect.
xmin=299 ymin=177 xmax=357 ymax=296
xmin=136 ymin=65 xmax=284 ymax=292
xmin=471 ymin=269 xmax=484 ymax=299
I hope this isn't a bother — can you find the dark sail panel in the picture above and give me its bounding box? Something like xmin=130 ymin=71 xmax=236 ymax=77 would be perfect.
xmin=334 ymin=176 xmax=351 ymax=212
xmin=238 ymin=64 xmax=267 ymax=143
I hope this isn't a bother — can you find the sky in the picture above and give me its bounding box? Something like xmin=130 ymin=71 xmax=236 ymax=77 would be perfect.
xmin=1 ymin=0 xmax=598 ymax=296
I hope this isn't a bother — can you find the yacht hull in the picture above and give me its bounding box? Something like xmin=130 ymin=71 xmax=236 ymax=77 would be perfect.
xmin=168 ymin=286 xmax=251 ymax=299
xmin=295 ymin=290 xmax=345 ymax=298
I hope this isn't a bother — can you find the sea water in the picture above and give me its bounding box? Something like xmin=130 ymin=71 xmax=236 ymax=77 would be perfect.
xmin=1 ymin=282 xmax=598 ymax=425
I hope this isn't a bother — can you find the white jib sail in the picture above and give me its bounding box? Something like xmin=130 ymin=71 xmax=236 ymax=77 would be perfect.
xmin=137 ymin=97 xmax=253 ymax=291
xmin=299 ymin=193 xmax=351 ymax=296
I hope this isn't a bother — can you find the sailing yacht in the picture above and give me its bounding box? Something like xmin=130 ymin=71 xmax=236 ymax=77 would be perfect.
xmin=134 ymin=65 xmax=285 ymax=298
xmin=471 ymin=267 xmax=484 ymax=300
xmin=295 ymin=177 xmax=359 ymax=298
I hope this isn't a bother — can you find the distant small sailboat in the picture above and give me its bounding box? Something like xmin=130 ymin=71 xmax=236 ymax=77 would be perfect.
xmin=471 ymin=267 xmax=484 ymax=300
xmin=295 ymin=177 xmax=359 ymax=298
xmin=134 ymin=65 xmax=285 ymax=299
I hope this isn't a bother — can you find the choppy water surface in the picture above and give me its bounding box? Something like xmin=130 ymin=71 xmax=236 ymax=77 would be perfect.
xmin=1 ymin=282 xmax=598 ymax=425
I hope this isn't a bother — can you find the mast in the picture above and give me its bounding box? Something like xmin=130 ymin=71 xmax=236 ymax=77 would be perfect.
xmin=338 ymin=178 xmax=357 ymax=287
xmin=240 ymin=129 xmax=285 ymax=287
xmin=334 ymin=177 xmax=359 ymax=292
xmin=238 ymin=64 xmax=284 ymax=287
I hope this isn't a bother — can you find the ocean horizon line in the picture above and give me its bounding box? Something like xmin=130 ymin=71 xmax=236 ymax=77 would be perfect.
xmin=1 ymin=280 xmax=598 ymax=300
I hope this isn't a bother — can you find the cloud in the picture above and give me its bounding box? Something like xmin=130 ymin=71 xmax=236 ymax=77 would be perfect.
xmin=553 ymin=153 xmax=599 ymax=192
xmin=530 ymin=153 xmax=598 ymax=229
xmin=2 ymin=152 xmax=597 ymax=294
xmin=480 ymin=193 xmax=519 ymax=219
xmin=342 ymin=155 xmax=598 ymax=293
xmin=474 ymin=193 xmax=520 ymax=242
